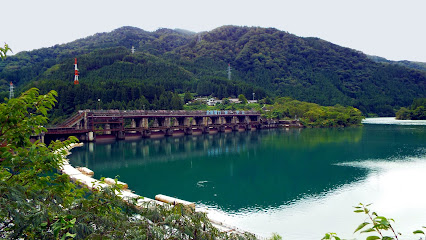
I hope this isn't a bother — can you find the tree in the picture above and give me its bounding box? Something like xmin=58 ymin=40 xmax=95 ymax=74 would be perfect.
xmin=264 ymin=96 xmax=273 ymax=104
xmin=238 ymin=94 xmax=248 ymax=104
xmin=222 ymin=98 xmax=230 ymax=105
xmin=412 ymin=106 xmax=425 ymax=120
xmin=395 ymin=98 xmax=426 ymax=120
xmin=183 ymin=91 xmax=193 ymax=103
xmin=158 ymin=91 xmax=173 ymax=109
xmin=0 ymin=88 xmax=80 ymax=239
xmin=170 ymin=92 xmax=183 ymax=110
xmin=395 ymin=107 xmax=411 ymax=120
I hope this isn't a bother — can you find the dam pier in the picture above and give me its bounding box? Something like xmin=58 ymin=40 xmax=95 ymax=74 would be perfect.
xmin=42 ymin=109 xmax=301 ymax=143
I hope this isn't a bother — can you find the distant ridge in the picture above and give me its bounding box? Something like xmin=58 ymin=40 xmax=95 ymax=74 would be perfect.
xmin=368 ymin=55 xmax=426 ymax=72
xmin=173 ymin=28 xmax=197 ymax=35
xmin=0 ymin=25 xmax=425 ymax=118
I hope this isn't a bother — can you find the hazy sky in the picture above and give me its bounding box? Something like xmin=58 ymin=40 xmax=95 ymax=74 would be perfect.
xmin=4 ymin=0 xmax=426 ymax=62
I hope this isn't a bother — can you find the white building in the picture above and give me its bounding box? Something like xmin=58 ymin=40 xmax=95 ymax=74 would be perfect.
xmin=207 ymin=98 xmax=223 ymax=106
xmin=228 ymin=98 xmax=241 ymax=104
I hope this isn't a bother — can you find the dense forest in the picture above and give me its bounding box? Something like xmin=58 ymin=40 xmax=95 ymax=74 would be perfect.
xmin=1 ymin=26 xmax=425 ymax=121
xmin=395 ymin=98 xmax=426 ymax=120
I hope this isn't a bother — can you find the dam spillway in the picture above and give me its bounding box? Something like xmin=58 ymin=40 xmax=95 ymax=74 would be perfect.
xmin=42 ymin=109 xmax=301 ymax=143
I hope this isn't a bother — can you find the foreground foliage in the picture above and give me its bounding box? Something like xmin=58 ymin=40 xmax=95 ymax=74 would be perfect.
xmin=0 ymin=88 xmax=256 ymax=239
xmin=323 ymin=203 xmax=426 ymax=240
xmin=0 ymin=43 xmax=12 ymax=60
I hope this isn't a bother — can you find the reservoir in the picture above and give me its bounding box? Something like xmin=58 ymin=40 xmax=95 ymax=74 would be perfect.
xmin=69 ymin=118 xmax=426 ymax=239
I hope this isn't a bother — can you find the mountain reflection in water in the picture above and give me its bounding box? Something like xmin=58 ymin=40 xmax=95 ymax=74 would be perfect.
xmin=69 ymin=122 xmax=426 ymax=239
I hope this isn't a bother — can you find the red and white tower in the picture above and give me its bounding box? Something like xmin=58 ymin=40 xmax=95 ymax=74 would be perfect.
xmin=74 ymin=58 xmax=79 ymax=85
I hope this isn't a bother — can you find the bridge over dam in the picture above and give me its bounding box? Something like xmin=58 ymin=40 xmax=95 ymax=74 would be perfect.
xmin=43 ymin=109 xmax=302 ymax=143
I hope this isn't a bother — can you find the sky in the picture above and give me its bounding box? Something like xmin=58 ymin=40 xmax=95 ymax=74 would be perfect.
xmin=3 ymin=0 xmax=426 ymax=62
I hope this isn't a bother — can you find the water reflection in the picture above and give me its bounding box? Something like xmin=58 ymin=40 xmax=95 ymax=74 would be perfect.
xmin=70 ymin=128 xmax=368 ymax=211
xmin=69 ymin=122 xmax=426 ymax=239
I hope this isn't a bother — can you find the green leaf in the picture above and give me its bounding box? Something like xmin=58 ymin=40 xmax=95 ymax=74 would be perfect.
xmin=413 ymin=230 xmax=425 ymax=234
xmin=365 ymin=236 xmax=380 ymax=240
xmin=354 ymin=210 xmax=364 ymax=213
xmin=62 ymin=232 xmax=76 ymax=240
xmin=322 ymin=233 xmax=330 ymax=239
xmin=361 ymin=228 xmax=376 ymax=233
xmin=354 ymin=222 xmax=370 ymax=233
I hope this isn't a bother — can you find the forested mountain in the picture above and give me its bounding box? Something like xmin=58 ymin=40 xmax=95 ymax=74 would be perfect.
xmin=368 ymin=55 xmax=426 ymax=72
xmin=1 ymin=25 xmax=425 ymax=120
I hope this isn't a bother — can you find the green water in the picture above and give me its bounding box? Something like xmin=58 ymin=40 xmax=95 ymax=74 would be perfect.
xmin=69 ymin=118 xmax=426 ymax=239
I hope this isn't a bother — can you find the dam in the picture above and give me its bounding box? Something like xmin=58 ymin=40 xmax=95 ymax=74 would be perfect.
xmin=42 ymin=109 xmax=300 ymax=142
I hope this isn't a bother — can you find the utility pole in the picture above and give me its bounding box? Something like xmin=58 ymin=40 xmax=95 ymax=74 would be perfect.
xmin=9 ymin=82 xmax=14 ymax=99
xmin=227 ymin=64 xmax=231 ymax=80
xmin=252 ymin=92 xmax=255 ymax=101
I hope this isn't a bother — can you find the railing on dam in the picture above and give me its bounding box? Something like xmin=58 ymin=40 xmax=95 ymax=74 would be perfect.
xmin=82 ymin=109 xmax=260 ymax=117
xmin=54 ymin=109 xmax=261 ymax=129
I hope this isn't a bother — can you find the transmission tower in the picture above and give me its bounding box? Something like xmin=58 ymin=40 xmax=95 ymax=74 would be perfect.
xmin=74 ymin=58 xmax=79 ymax=85
xmin=9 ymin=82 xmax=14 ymax=99
xmin=131 ymin=46 xmax=135 ymax=54
xmin=227 ymin=63 xmax=231 ymax=80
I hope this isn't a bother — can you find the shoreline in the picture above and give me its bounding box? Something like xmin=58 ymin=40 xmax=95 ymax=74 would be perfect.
xmin=58 ymin=142 xmax=262 ymax=238
xmin=58 ymin=143 xmax=167 ymax=206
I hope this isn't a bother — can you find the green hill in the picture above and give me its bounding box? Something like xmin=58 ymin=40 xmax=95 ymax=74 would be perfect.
xmin=368 ymin=55 xmax=426 ymax=72
xmin=1 ymin=25 xmax=425 ymax=120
